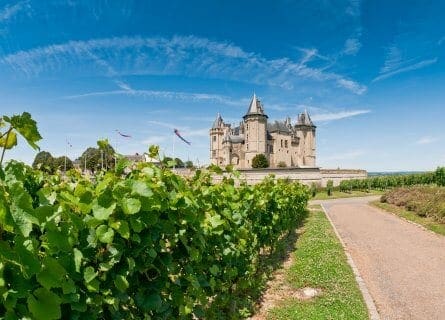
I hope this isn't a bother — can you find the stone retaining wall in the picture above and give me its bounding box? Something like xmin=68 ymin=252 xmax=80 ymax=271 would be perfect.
xmin=182 ymin=167 xmax=368 ymax=186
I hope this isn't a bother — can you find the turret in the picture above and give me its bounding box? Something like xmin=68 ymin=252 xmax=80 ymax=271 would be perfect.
xmin=210 ymin=113 xmax=225 ymax=165
xmin=295 ymin=110 xmax=316 ymax=166
xmin=243 ymin=93 xmax=268 ymax=167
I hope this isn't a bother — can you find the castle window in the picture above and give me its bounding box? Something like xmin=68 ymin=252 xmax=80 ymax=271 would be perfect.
xmin=246 ymin=143 xmax=249 ymax=150
xmin=213 ymin=136 xmax=216 ymax=142
xmin=281 ymin=140 xmax=283 ymax=147
xmin=285 ymin=140 xmax=288 ymax=148
xmin=212 ymin=150 xmax=216 ymax=157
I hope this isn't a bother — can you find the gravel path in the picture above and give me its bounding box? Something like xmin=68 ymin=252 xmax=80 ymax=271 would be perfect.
xmin=313 ymin=196 xmax=445 ymax=320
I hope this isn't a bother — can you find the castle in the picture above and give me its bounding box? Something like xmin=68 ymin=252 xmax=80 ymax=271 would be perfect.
xmin=210 ymin=94 xmax=316 ymax=169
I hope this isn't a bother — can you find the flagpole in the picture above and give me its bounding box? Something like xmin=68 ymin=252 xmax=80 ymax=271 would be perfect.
xmin=64 ymin=138 xmax=67 ymax=172
xmin=115 ymin=132 xmax=118 ymax=168
xmin=172 ymin=130 xmax=175 ymax=170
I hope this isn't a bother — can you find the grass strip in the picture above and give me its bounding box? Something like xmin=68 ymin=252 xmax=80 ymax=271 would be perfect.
xmin=311 ymin=190 xmax=382 ymax=201
xmin=371 ymin=201 xmax=445 ymax=236
xmin=268 ymin=207 xmax=369 ymax=320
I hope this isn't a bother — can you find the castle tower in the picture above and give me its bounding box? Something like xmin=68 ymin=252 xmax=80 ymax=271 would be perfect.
xmin=210 ymin=113 xmax=225 ymax=165
xmin=243 ymin=94 xmax=268 ymax=167
xmin=295 ymin=110 xmax=316 ymax=167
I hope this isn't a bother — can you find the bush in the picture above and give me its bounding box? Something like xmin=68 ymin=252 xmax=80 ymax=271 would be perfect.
xmin=382 ymin=186 xmax=445 ymax=223
xmin=310 ymin=182 xmax=318 ymax=197
xmin=326 ymin=180 xmax=334 ymax=196
xmin=277 ymin=161 xmax=287 ymax=168
xmin=251 ymin=154 xmax=269 ymax=168
xmin=435 ymin=167 xmax=445 ymax=186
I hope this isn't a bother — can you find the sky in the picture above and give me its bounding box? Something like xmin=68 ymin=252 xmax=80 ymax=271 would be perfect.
xmin=0 ymin=0 xmax=444 ymax=171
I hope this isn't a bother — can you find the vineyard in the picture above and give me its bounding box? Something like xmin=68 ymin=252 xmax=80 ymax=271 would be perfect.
xmin=338 ymin=168 xmax=445 ymax=192
xmin=0 ymin=113 xmax=309 ymax=319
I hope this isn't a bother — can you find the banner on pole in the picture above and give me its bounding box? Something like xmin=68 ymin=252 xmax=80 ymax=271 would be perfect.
xmin=174 ymin=129 xmax=191 ymax=145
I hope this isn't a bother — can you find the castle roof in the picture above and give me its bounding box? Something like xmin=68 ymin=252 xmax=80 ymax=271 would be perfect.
xmin=267 ymin=120 xmax=292 ymax=134
xmin=296 ymin=110 xmax=315 ymax=127
xmin=212 ymin=113 xmax=224 ymax=129
xmin=244 ymin=93 xmax=267 ymax=118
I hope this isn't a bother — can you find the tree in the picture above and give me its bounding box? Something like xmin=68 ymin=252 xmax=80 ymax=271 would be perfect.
xmin=78 ymin=143 xmax=116 ymax=172
xmin=174 ymin=158 xmax=185 ymax=168
xmin=97 ymin=139 xmax=116 ymax=170
xmin=78 ymin=147 xmax=102 ymax=172
xmin=185 ymin=160 xmax=194 ymax=169
xmin=32 ymin=151 xmax=54 ymax=173
xmin=53 ymin=156 xmax=73 ymax=172
xmin=251 ymin=154 xmax=269 ymax=168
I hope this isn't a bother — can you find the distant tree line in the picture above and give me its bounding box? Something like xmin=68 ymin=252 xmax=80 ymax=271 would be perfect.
xmin=32 ymin=151 xmax=73 ymax=173
xmin=32 ymin=146 xmax=196 ymax=173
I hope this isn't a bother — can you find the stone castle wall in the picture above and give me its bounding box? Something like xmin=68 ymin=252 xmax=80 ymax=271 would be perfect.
xmin=175 ymin=167 xmax=367 ymax=186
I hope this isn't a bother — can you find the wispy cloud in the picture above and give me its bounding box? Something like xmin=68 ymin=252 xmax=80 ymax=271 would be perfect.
xmin=1 ymin=35 xmax=366 ymax=94
xmin=416 ymin=136 xmax=438 ymax=145
xmin=375 ymin=45 xmax=438 ymax=82
xmin=345 ymin=0 xmax=361 ymax=17
xmin=63 ymin=88 xmax=245 ymax=106
xmin=343 ymin=38 xmax=361 ymax=55
xmin=311 ymin=109 xmax=370 ymax=122
xmin=0 ymin=0 xmax=30 ymax=23
xmin=374 ymin=58 xmax=438 ymax=82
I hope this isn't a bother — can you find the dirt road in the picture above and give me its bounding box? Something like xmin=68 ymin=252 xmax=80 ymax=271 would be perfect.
xmin=313 ymin=196 xmax=445 ymax=320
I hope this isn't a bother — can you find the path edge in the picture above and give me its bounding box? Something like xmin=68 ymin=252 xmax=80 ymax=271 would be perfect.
xmin=320 ymin=204 xmax=380 ymax=320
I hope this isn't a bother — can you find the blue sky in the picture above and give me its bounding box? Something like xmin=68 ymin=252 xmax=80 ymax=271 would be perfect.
xmin=1 ymin=0 xmax=444 ymax=171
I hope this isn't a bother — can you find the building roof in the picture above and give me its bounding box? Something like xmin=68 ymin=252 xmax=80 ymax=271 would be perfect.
xmin=267 ymin=120 xmax=292 ymax=133
xmin=296 ymin=109 xmax=315 ymax=127
xmin=244 ymin=93 xmax=267 ymax=118
xmin=223 ymin=134 xmax=244 ymax=144
xmin=212 ymin=113 xmax=224 ymax=129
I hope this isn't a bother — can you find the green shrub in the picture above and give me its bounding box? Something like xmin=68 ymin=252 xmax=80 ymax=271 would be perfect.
xmin=310 ymin=182 xmax=318 ymax=197
xmin=251 ymin=154 xmax=269 ymax=168
xmin=277 ymin=161 xmax=287 ymax=168
xmin=435 ymin=167 xmax=445 ymax=186
xmin=326 ymin=180 xmax=334 ymax=196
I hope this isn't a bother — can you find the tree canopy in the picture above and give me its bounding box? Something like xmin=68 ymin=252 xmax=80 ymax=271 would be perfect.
xmin=251 ymin=154 xmax=269 ymax=168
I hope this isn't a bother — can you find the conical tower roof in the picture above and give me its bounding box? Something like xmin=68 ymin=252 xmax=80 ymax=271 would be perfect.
xmin=244 ymin=93 xmax=268 ymax=118
xmin=212 ymin=113 xmax=224 ymax=129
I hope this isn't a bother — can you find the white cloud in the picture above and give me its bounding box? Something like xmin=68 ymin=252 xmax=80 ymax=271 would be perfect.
xmin=311 ymin=109 xmax=370 ymax=122
xmin=0 ymin=0 xmax=30 ymax=22
xmin=346 ymin=0 xmax=361 ymax=17
xmin=343 ymin=38 xmax=361 ymax=55
xmin=1 ymin=35 xmax=366 ymax=94
xmin=373 ymin=58 xmax=438 ymax=82
xmin=62 ymin=89 xmax=245 ymax=106
xmin=416 ymin=136 xmax=438 ymax=145
xmin=375 ymin=45 xmax=438 ymax=82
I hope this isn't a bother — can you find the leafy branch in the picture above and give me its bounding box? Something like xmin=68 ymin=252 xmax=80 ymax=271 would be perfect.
xmin=0 ymin=112 xmax=42 ymax=166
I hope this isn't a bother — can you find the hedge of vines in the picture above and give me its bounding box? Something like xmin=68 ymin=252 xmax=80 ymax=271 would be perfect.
xmin=338 ymin=169 xmax=444 ymax=192
xmin=0 ymin=158 xmax=308 ymax=319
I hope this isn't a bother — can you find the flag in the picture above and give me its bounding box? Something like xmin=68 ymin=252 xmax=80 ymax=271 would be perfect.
xmin=174 ymin=129 xmax=191 ymax=145
xmin=116 ymin=129 xmax=131 ymax=138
